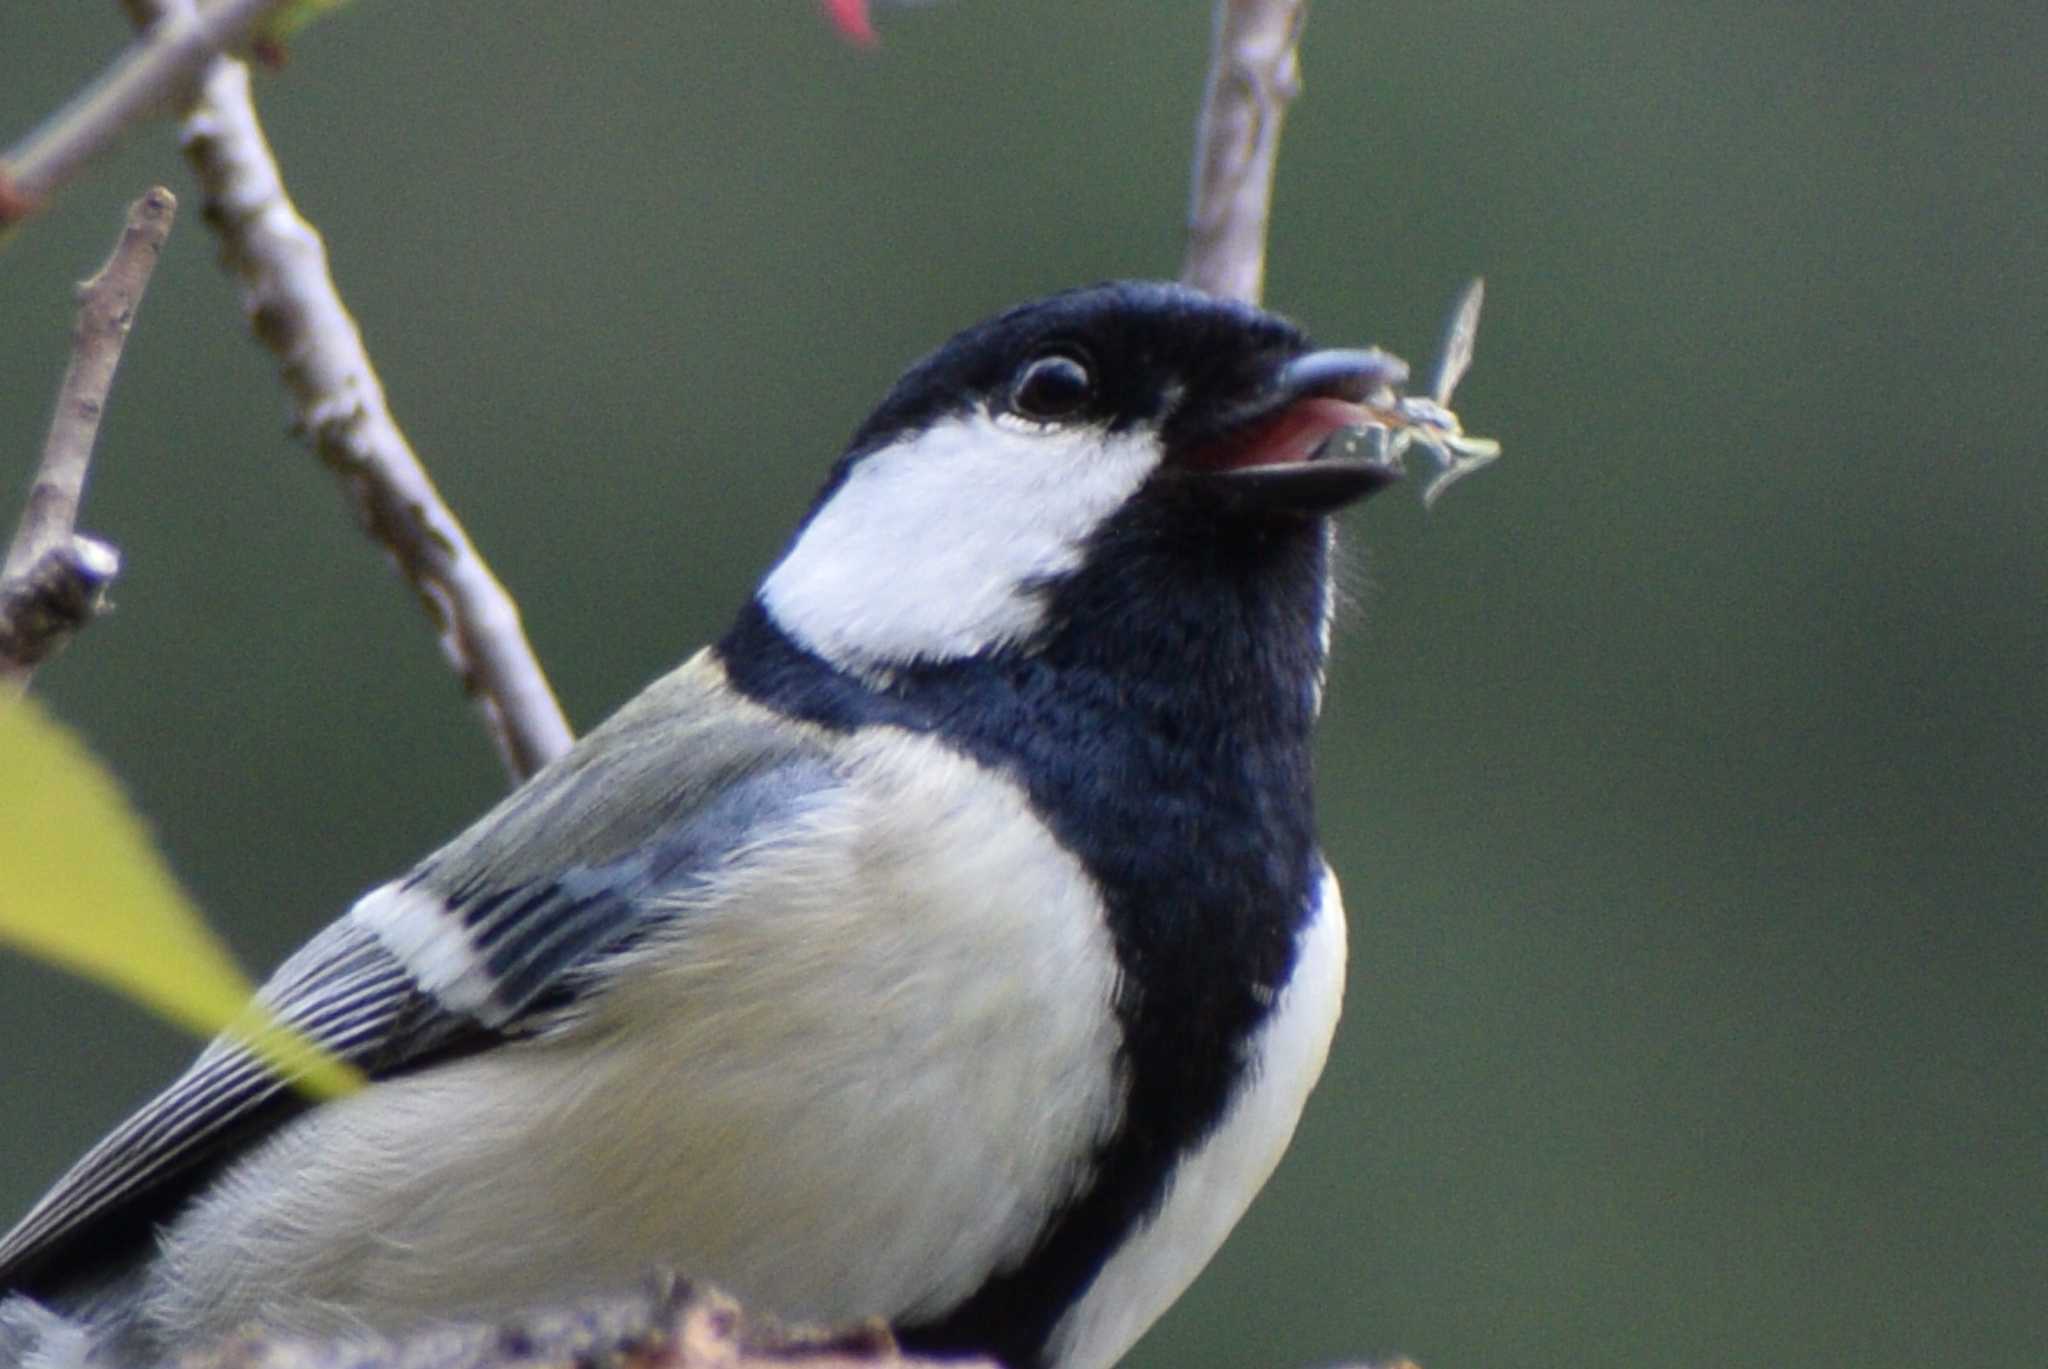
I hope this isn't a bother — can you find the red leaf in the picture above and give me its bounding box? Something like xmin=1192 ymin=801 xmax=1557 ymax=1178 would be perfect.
xmin=821 ymin=0 xmax=878 ymax=47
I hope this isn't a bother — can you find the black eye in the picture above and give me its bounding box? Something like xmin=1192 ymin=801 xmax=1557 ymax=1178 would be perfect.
xmin=1010 ymin=352 xmax=1093 ymax=421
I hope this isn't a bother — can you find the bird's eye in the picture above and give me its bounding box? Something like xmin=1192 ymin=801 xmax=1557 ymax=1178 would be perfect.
xmin=1010 ymin=352 xmax=1093 ymax=421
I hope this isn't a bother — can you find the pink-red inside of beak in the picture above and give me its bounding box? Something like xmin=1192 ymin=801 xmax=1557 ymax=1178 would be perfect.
xmin=1190 ymin=396 xmax=1377 ymax=473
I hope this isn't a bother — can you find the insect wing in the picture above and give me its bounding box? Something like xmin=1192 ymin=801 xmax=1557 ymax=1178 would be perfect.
xmin=1430 ymin=277 xmax=1486 ymax=405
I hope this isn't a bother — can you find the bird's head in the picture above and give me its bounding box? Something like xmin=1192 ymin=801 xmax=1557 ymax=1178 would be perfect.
xmin=757 ymin=281 xmax=1402 ymax=685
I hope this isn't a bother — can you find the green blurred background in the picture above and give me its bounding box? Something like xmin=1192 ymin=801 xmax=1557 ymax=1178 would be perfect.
xmin=2 ymin=2 xmax=2042 ymax=1365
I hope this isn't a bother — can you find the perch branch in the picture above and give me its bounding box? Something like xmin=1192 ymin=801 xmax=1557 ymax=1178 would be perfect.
xmin=178 ymin=1272 xmax=993 ymax=1369
xmin=0 ymin=0 xmax=280 ymax=230
xmin=1180 ymin=0 xmax=1310 ymax=304
xmin=1 ymin=187 xmax=176 ymax=691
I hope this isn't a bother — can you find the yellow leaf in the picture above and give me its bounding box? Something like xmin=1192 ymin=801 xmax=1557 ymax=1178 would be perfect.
xmin=0 ymin=698 xmax=359 ymax=1097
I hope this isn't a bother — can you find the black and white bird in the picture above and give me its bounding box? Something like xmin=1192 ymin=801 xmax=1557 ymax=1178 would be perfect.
xmin=0 ymin=281 xmax=1407 ymax=1369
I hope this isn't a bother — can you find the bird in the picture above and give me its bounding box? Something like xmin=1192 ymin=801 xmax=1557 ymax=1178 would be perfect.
xmin=0 ymin=280 xmax=1407 ymax=1369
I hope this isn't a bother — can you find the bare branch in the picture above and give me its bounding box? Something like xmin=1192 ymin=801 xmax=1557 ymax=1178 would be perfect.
xmin=1180 ymin=0 xmax=1310 ymax=304
xmin=3 ymin=188 xmax=174 ymax=582
xmin=176 ymin=58 xmax=573 ymax=780
xmin=3 ymin=0 xmax=571 ymax=767
xmin=0 ymin=0 xmax=281 ymax=230
xmin=1 ymin=187 xmax=176 ymax=690
xmin=13 ymin=0 xmax=572 ymax=773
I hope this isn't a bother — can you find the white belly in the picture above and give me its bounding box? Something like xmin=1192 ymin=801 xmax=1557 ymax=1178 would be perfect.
xmin=145 ymin=727 xmax=1127 ymax=1346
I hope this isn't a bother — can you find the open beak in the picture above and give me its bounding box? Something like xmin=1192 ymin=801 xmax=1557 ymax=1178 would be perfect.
xmin=1183 ymin=348 xmax=1408 ymax=515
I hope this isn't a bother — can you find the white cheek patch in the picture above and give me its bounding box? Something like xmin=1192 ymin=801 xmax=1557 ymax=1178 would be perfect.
xmin=761 ymin=410 xmax=1162 ymax=678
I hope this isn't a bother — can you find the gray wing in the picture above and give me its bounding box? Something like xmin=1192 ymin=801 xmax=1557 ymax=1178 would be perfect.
xmin=0 ymin=652 xmax=843 ymax=1296
xmin=0 ymin=920 xmax=477 ymax=1297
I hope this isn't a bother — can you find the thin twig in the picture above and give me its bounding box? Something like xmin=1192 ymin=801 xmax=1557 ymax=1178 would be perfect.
xmin=1 ymin=187 xmax=177 ymax=691
xmin=5 ymin=0 xmax=571 ymax=769
xmin=4 ymin=0 xmax=574 ymax=774
xmin=54 ymin=0 xmax=576 ymax=779
xmin=176 ymin=58 xmax=573 ymax=779
xmin=1 ymin=190 xmax=175 ymax=581
xmin=0 ymin=0 xmax=281 ymax=231
xmin=1180 ymin=0 xmax=1311 ymax=304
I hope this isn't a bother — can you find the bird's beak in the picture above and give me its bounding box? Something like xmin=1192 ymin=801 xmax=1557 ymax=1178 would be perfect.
xmin=1182 ymin=349 xmax=1407 ymax=515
